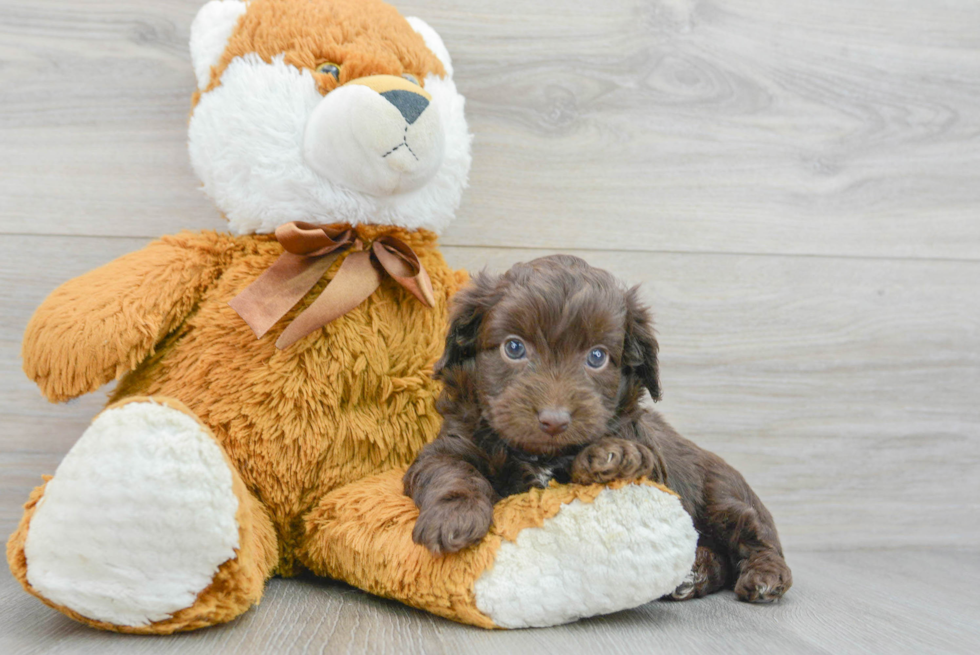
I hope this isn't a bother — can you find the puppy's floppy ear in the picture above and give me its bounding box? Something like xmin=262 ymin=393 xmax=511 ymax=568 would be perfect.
xmin=623 ymin=286 xmax=662 ymax=402
xmin=434 ymin=271 xmax=501 ymax=378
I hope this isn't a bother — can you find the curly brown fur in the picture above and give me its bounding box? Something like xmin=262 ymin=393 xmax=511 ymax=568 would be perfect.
xmin=404 ymin=255 xmax=791 ymax=603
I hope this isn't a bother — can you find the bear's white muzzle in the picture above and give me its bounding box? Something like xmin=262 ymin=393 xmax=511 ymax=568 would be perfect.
xmin=303 ymin=75 xmax=445 ymax=197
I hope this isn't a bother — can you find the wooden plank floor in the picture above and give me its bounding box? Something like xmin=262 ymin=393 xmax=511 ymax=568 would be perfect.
xmin=1 ymin=0 xmax=978 ymax=653
xmin=2 ymin=549 xmax=979 ymax=655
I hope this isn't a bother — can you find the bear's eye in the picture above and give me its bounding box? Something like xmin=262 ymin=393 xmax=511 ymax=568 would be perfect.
xmin=401 ymin=73 xmax=420 ymax=86
xmin=586 ymin=347 xmax=608 ymax=370
xmin=316 ymin=62 xmax=341 ymax=80
xmin=501 ymin=337 xmax=527 ymax=361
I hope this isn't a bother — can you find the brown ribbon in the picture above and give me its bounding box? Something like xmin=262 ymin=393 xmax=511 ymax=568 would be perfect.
xmin=229 ymin=222 xmax=435 ymax=349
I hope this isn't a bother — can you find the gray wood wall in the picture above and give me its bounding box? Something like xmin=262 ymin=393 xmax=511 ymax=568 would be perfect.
xmin=2 ymin=0 xmax=978 ymax=563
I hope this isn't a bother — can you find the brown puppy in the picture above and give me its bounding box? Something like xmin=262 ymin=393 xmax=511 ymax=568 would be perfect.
xmin=404 ymin=255 xmax=792 ymax=603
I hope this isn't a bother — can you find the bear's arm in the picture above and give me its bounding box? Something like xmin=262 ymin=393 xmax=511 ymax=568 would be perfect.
xmin=22 ymin=231 xmax=238 ymax=402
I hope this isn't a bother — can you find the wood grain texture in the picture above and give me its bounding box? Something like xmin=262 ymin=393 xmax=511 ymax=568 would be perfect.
xmin=1 ymin=1 xmax=979 ymax=259
xmin=1 ymin=0 xmax=979 ymax=651
xmin=3 ymin=549 xmax=979 ymax=655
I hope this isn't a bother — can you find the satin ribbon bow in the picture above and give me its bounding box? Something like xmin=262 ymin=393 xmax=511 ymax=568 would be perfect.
xmin=229 ymin=222 xmax=435 ymax=349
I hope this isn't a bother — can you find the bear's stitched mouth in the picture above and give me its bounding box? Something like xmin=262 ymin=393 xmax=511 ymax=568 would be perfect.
xmin=382 ymin=126 xmax=419 ymax=162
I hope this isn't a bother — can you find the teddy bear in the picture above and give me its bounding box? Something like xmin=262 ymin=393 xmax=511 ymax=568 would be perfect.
xmin=7 ymin=0 xmax=697 ymax=633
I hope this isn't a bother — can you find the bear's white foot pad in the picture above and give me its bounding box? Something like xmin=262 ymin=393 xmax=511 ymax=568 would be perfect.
xmin=473 ymin=484 xmax=698 ymax=628
xmin=24 ymin=401 xmax=240 ymax=627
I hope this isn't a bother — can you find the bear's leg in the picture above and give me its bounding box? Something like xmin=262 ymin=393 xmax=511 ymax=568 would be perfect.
xmin=298 ymin=469 xmax=697 ymax=629
xmin=6 ymin=396 xmax=278 ymax=634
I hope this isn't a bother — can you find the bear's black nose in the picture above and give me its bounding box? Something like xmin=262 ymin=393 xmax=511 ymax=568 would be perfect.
xmin=380 ymin=89 xmax=429 ymax=125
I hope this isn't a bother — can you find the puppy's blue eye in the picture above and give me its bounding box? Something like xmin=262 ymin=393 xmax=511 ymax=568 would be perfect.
xmin=586 ymin=347 xmax=608 ymax=369
xmin=502 ymin=338 xmax=526 ymax=360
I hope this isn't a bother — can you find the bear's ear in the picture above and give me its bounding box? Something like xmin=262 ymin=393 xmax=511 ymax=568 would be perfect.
xmin=190 ymin=0 xmax=248 ymax=91
xmin=405 ymin=17 xmax=454 ymax=78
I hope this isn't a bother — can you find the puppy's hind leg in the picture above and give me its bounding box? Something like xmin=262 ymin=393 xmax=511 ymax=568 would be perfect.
xmin=707 ymin=478 xmax=792 ymax=603
xmin=666 ymin=540 xmax=732 ymax=601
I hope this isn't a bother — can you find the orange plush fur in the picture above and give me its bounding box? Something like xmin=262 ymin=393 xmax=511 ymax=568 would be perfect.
xmin=197 ymin=0 xmax=445 ymax=101
xmin=20 ymin=227 xmax=465 ymax=577
xmin=303 ymin=472 xmax=678 ymax=629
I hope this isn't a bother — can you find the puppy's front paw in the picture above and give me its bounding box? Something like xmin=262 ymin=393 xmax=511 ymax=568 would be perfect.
xmin=571 ymin=438 xmax=658 ymax=484
xmin=735 ymin=551 xmax=792 ymax=603
xmin=412 ymin=497 xmax=493 ymax=556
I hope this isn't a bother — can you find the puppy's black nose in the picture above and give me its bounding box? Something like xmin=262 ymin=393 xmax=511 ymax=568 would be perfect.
xmin=538 ymin=408 xmax=571 ymax=436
